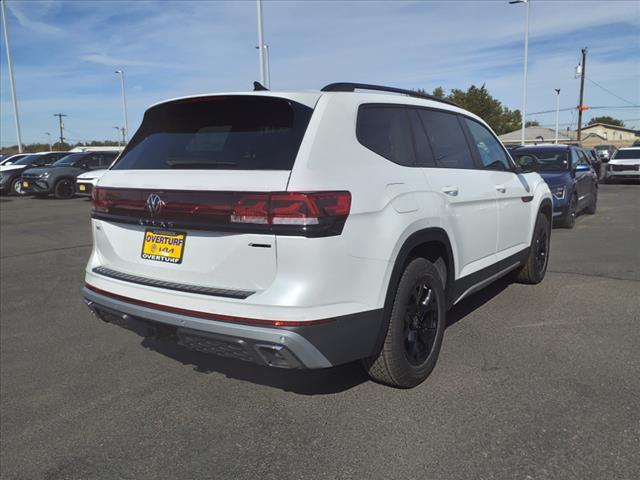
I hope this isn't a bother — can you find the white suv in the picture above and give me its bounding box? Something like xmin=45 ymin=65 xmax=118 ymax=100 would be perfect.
xmin=605 ymin=147 xmax=640 ymax=182
xmin=83 ymin=83 xmax=552 ymax=388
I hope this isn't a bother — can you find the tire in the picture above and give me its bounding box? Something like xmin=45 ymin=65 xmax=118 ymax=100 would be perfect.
xmin=53 ymin=178 xmax=75 ymax=199
xmin=512 ymin=212 xmax=550 ymax=285
xmin=364 ymin=257 xmax=446 ymax=389
xmin=585 ymin=187 xmax=597 ymax=214
xmin=557 ymin=194 xmax=577 ymax=229
xmin=10 ymin=177 xmax=24 ymax=196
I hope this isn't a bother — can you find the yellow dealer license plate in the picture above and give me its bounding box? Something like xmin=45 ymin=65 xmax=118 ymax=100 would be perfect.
xmin=79 ymin=184 xmax=86 ymax=191
xmin=141 ymin=229 xmax=186 ymax=264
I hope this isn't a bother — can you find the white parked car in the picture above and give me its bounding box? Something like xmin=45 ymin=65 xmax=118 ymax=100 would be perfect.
xmin=75 ymin=169 xmax=108 ymax=197
xmin=0 ymin=153 xmax=29 ymax=166
xmin=605 ymin=147 xmax=640 ymax=183
xmin=82 ymin=83 xmax=552 ymax=388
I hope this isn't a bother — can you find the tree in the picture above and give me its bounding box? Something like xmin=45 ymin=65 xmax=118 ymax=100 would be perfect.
xmin=525 ymin=120 xmax=540 ymax=127
xmin=588 ymin=116 xmax=625 ymax=127
xmin=411 ymin=84 xmax=520 ymax=135
xmin=445 ymin=84 xmax=521 ymax=135
xmin=432 ymin=86 xmax=445 ymax=99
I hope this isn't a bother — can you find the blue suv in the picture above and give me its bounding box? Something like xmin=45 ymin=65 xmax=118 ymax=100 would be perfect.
xmin=511 ymin=145 xmax=598 ymax=228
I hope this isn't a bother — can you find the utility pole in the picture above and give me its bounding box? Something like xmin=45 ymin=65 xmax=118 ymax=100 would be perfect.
xmin=577 ymin=47 xmax=588 ymax=143
xmin=1 ymin=0 xmax=24 ymax=153
xmin=554 ymin=89 xmax=561 ymax=144
xmin=53 ymin=113 xmax=67 ymax=147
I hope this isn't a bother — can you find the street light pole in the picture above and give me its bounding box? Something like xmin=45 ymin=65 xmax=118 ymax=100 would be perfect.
xmin=264 ymin=44 xmax=271 ymax=89
xmin=114 ymin=70 xmax=129 ymax=143
xmin=113 ymin=126 xmax=121 ymax=148
xmin=44 ymin=132 xmax=52 ymax=151
xmin=510 ymin=0 xmax=530 ymax=146
xmin=554 ymin=89 xmax=561 ymax=144
xmin=256 ymin=0 xmax=267 ymax=87
xmin=1 ymin=0 xmax=24 ymax=153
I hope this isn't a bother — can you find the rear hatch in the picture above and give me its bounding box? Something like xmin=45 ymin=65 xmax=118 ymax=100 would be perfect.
xmin=92 ymin=94 xmax=318 ymax=295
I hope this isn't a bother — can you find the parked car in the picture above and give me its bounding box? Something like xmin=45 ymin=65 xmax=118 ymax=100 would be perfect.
xmin=511 ymin=144 xmax=597 ymax=228
xmin=584 ymin=148 xmax=602 ymax=179
xmin=594 ymin=144 xmax=617 ymax=162
xmin=82 ymin=83 xmax=552 ymax=389
xmin=21 ymin=151 xmax=118 ymax=199
xmin=605 ymin=147 xmax=640 ymax=183
xmin=0 ymin=152 xmax=68 ymax=195
xmin=632 ymin=139 xmax=640 ymax=147
xmin=0 ymin=153 xmax=29 ymax=166
xmin=76 ymin=168 xmax=108 ymax=197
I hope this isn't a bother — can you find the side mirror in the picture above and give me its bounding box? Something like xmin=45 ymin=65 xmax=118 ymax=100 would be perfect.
xmin=575 ymin=163 xmax=590 ymax=172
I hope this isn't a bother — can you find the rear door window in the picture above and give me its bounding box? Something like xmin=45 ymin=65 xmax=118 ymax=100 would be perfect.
xmin=415 ymin=110 xmax=475 ymax=169
xmin=112 ymin=96 xmax=313 ymax=171
xmin=356 ymin=106 xmax=416 ymax=167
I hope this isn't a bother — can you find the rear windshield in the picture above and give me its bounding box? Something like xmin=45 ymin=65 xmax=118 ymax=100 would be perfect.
xmin=112 ymin=96 xmax=313 ymax=171
xmin=612 ymin=150 xmax=639 ymax=160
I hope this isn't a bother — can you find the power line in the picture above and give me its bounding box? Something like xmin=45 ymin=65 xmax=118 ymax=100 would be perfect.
xmin=585 ymin=77 xmax=637 ymax=106
xmin=528 ymin=105 xmax=640 ymax=116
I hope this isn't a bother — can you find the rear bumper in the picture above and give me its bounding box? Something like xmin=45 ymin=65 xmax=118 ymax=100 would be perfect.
xmin=82 ymin=286 xmax=383 ymax=369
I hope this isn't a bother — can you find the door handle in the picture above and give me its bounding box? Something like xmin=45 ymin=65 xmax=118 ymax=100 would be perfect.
xmin=441 ymin=186 xmax=459 ymax=197
xmin=495 ymin=186 xmax=506 ymax=193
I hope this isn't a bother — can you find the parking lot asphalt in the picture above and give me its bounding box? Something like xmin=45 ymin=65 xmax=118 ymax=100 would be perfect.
xmin=1 ymin=185 xmax=639 ymax=480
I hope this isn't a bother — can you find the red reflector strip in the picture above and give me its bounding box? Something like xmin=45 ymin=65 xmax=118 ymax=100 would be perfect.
xmin=85 ymin=283 xmax=334 ymax=327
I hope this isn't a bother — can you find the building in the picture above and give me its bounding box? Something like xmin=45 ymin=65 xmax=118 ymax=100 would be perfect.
xmin=578 ymin=123 xmax=639 ymax=147
xmin=499 ymin=123 xmax=639 ymax=148
xmin=498 ymin=126 xmax=576 ymax=146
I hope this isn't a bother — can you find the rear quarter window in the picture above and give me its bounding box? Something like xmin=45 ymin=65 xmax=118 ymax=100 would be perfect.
xmin=112 ymin=96 xmax=313 ymax=171
xmin=356 ymin=105 xmax=416 ymax=167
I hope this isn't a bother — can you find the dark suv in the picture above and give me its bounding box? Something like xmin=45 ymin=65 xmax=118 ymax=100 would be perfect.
xmin=21 ymin=151 xmax=118 ymax=199
xmin=0 ymin=152 xmax=69 ymax=195
xmin=511 ymin=144 xmax=598 ymax=228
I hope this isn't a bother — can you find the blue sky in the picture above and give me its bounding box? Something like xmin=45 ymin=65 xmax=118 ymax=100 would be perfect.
xmin=1 ymin=0 xmax=639 ymax=146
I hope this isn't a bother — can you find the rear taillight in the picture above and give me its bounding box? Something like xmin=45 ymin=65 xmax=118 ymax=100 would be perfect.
xmin=92 ymin=188 xmax=351 ymax=237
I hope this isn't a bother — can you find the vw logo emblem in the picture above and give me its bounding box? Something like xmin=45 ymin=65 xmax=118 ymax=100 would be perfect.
xmin=146 ymin=193 xmax=164 ymax=217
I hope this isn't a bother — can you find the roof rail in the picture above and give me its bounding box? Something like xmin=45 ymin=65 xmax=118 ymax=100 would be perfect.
xmin=320 ymin=82 xmax=459 ymax=107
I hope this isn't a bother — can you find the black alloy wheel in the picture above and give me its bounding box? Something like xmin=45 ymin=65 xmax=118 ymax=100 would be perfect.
xmin=533 ymin=224 xmax=549 ymax=275
xmin=558 ymin=194 xmax=577 ymax=229
xmin=54 ymin=179 xmax=75 ymax=199
xmin=404 ymin=281 xmax=439 ymax=366
xmin=512 ymin=211 xmax=551 ymax=284
xmin=364 ymin=257 xmax=446 ymax=388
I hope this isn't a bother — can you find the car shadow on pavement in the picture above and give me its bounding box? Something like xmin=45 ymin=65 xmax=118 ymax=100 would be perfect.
xmin=140 ymin=336 xmax=369 ymax=395
xmin=446 ymin=277 xmax=511 ymax=329
xmin=136 ymin=278 xmax=511 ymax=395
